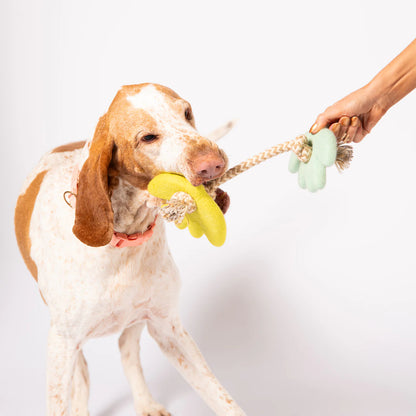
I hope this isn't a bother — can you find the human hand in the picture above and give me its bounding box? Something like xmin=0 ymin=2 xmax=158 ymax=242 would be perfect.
xmin=310 ymin=85 xmax=388 ymax=143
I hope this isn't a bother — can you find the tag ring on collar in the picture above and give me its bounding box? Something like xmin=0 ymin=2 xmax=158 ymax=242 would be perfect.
xmin=63 ymin=190 xmax=77 ymax=208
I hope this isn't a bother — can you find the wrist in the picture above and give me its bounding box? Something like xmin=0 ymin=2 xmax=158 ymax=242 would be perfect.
xmin=365 ymin=77 xmax=393 ymax=113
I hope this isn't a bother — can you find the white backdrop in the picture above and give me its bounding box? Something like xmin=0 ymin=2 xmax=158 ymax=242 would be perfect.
xmin=1 ymin=1 xmax=416 ymax=415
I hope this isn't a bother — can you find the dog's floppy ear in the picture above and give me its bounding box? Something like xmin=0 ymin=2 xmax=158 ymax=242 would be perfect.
xmin=73 ymin=114 xmax=115 ymax=247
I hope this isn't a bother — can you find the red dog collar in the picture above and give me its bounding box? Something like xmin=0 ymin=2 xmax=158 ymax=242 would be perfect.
xmin=110 ymin=216 xmax=157 ymax=248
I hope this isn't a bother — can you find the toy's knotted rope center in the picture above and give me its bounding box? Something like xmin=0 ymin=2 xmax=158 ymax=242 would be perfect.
xmin=160 ymin=191 xmax=196 ymax=224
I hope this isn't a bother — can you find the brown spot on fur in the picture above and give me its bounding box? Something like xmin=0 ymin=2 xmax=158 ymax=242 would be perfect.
xmin=108 ymin=141 xmax=155 ymax=191
xmin=152 ymin=84 xmax=181 ymax=99
xmin=15 ymin=170 xmax=48 ymax=281
xmin=106 ymin=108 xmax=161 ymax=190
xmin=107 ymin=175 xmax=119 ymax=198
xmin=39 ymin=290 xmax=47 ymax=305
xmin=119 ymin=83 xmax=180 ymax=100
xmin=51 ymin=140 xmax=86 ymax=154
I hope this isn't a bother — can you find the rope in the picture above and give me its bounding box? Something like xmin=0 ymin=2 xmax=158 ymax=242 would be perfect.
xmin=159 ymin=191 xmax=196 ymax=224
xmin=204 ymin=135 xmax=311 ymax=196
xmin=159 ymin=135 xmax=353 ymax=223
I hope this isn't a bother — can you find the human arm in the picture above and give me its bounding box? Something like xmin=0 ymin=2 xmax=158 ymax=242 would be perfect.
xmin=310 ymin=38 xmax=416 ymax=143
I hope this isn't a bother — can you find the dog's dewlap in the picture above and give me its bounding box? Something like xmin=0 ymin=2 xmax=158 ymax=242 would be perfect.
xmin=148 ymin=173 xmax=226 ymax=247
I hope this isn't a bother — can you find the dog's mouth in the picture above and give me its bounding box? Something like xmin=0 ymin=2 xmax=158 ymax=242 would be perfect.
xmin=183 ymin=169 xmax=226 ymax=187
xmin=189 ymin=175 xmax=212 ymax=187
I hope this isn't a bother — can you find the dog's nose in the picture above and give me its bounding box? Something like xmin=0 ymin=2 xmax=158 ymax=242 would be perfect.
xmin=194 ymin=155 xmax=225 ymax=181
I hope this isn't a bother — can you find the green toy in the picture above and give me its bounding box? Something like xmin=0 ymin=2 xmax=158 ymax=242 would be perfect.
xmin=147 ymin=128 xmax=353 ymax=246
xmin=288 ymin=129 xmax=337 ymax=192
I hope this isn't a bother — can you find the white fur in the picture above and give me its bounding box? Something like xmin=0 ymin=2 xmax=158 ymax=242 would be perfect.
xmin=128 ymin=86 xmax=196 ymax=174
xmin=124 ymin=85 xmax=228 ymax=187
xmin=21 ymin=86 xmax=246 ymax=416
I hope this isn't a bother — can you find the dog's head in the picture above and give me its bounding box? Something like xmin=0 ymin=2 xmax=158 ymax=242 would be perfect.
xmin=73 ymin=83 xmax=228 ymax=247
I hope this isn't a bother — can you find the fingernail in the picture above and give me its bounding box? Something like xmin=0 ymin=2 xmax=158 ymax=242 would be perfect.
xmin=310 ymin=123 xmax=319 ymax=134
xmin=351 ymin=116 xmax=358 ymax=126
xmin=332 ymin=123 xmax=341 ymax=135
xmin=341 ymin=117 xmax=349 ymax=126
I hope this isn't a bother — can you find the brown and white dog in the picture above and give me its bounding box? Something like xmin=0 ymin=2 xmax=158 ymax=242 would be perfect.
xmin=14 ymin=84 xmax=245 ymax=416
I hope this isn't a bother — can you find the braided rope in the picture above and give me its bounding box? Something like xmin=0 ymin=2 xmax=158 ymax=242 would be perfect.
xmin=159 ymin=134 xmax=314 ymax=222
xmin=204 ymin=135 xmax=311 ymax=196
xmin=159 ymin=135 xmax=353 ymax=223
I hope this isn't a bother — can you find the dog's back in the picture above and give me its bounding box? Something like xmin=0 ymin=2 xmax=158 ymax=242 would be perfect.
xmin=15 ymin=143 xmax=84 ymax=283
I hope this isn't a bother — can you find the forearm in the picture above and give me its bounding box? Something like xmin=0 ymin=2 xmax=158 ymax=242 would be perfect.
xmin=311 ymin=38 xmax=416 ymax=142
xmin=368 ymin=38 xmax=416 ymax=111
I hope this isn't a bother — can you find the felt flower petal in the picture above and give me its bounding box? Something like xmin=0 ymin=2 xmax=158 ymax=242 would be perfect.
xmin=288 ymin=152 xmax=301 ymax=173
xmin=298 ymin=162 xmax=308 ymax=189
xmin=309 ymin=130 xmax=337 ymax=167
xmin=176 ymin=216 xmax=188 ymax=229
xmin=306 ymin=157 xmax=326 ymax=192
xmin=187 ymin=216 xmax=204 ymax=238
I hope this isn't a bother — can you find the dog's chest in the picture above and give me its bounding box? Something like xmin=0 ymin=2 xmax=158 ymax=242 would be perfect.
xmin=85 ymin=293 xmax=152 ymax=338
xmin=74 ymin=243 xmax=180 ymax=339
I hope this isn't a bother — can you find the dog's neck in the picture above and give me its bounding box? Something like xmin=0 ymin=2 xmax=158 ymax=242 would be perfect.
xmin=110 ymin=176 xmax=159 ymax=235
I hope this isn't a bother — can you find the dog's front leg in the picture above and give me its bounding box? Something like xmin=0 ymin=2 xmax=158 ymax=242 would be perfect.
xmin=148 ymin=318 xmax=246 ymax=416
xmin=119 ymin=323 xmax=170 ymax=416
xmin=71 ymin=351 xmax=90 ymax=416
xmin=46 ymin=326 xmax=79 ymax=416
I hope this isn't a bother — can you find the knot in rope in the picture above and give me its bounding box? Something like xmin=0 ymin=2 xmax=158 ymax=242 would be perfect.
xmin=291 ymin=134 xmax=312 ymax=163
xmin=159 ymin=191 xmax=196 ymax=224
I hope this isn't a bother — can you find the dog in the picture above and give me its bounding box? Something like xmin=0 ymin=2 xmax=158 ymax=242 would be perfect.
xmin=14 ymin=83 xmax=246 ymax=416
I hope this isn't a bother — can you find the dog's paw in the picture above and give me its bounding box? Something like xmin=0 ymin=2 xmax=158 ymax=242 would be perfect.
xmin=139 ymin=402 xmax=171 ymax=416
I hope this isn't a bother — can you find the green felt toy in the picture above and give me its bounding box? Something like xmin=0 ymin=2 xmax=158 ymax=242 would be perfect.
xmin=288 ymin=128 xmax=337 ymax=192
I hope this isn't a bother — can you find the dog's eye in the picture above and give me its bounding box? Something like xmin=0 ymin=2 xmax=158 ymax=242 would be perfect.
xmin=141 ymin=134 xmax=159 ymax=143
xmin=185 ymin=108 xmax=193 ymax=121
